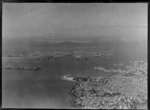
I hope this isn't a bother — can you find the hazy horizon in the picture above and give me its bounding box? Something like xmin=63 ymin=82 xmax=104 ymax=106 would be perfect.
xmin=3 ymin=3 xmax=147 ymax=43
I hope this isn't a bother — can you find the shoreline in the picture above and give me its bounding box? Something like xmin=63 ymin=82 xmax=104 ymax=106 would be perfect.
xmin=67 ymin=61 xmax=147 ymax=109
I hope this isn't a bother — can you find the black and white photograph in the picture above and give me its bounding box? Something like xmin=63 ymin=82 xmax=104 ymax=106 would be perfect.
xmin=2 ymin=3 xmax=147 ymax=109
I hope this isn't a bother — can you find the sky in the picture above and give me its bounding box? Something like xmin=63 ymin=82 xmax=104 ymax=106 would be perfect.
xmin=3 ymin=3 xmax=147 ymax=42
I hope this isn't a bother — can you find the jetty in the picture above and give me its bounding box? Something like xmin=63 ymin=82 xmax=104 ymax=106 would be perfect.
xmin=61 ymin=74 xmax=75 ymax=81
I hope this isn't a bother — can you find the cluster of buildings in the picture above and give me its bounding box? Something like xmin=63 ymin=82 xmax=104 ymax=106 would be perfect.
xmin=69 ymin=61 xmax=147 ymax=109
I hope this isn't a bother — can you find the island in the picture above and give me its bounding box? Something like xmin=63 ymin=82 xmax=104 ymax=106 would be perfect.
xmin=3 ymin=50 xmax=113 ymax=60
xmin=3 ymin=66 xmax=41 ymax=71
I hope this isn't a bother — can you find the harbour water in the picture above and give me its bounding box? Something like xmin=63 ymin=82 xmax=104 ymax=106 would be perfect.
xmin=2 ymin=43 xmax=147 ymax=108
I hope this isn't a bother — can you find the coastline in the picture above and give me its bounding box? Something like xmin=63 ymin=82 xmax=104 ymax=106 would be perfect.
xmin=66 ymin=61 xmax=147 ymax=109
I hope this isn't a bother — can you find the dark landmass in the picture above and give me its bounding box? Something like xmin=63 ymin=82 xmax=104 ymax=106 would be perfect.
xmin=3 ymin=50 xmax=113 ymax=61
xmin=3 ymin=66 xmax=41 ymax=71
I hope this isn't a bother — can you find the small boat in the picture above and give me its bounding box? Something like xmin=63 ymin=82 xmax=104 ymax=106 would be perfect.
xmin=35 ymin=67 xmax=41 ymax=71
